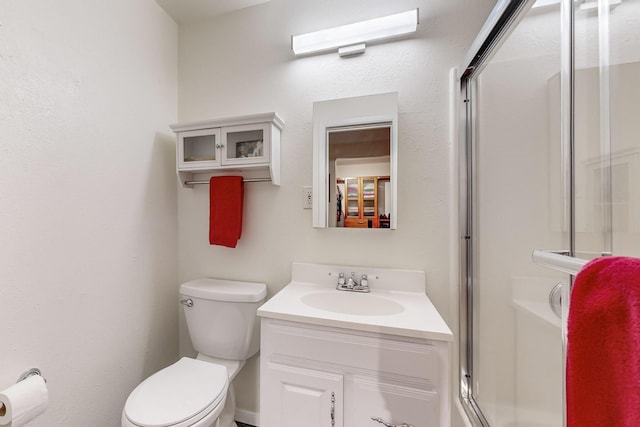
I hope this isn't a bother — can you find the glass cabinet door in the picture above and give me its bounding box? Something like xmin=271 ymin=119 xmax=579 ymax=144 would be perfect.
xmin=361 ymin=178 xmax=376 ymax=218
xmin=222 ymin=123 xmax=270 ymax=165
xmin=178 ymin=128 xmax=221 ymax=169
xmin=345 ymin=178 xmax=360 ymax=217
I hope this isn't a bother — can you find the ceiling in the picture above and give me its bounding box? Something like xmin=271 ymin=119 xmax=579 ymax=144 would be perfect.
xmin=155 ymin=0 xmax=271 ymax=24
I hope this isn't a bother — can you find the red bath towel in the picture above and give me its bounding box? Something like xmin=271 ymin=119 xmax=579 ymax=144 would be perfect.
xmin=209 ymin=176 xmax=244 ymax=248
xmin=567 ymin=256 xmax=640 ymax=427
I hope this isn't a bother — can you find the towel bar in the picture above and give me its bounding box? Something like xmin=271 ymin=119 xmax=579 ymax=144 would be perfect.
xmin=531 ymin=250 xmax=588 ymax=276
xmin=184 ymin=177 xmax=271 ymax=185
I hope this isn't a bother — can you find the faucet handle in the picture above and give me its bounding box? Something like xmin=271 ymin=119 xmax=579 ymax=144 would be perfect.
xmin=360 ymin=274 xmax=369 ymax=288
xmin=338 ymin=272 xmax=345 ymax=285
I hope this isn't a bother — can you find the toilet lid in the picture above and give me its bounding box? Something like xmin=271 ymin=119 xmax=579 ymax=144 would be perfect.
xmin=124 ymin=357 xmax=228 ymax=427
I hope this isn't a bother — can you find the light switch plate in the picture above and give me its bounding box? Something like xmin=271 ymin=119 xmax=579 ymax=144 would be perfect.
xmin=303 ymin=186 xmax=312 ymax=209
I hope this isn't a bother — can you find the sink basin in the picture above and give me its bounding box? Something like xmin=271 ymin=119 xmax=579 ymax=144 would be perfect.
xmin=257 ymin=263 xmax=454 ymax=341
xmin=301 ymin=291 xmax=405 ymax=316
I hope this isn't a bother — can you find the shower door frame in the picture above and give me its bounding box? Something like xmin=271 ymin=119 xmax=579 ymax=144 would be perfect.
xmin=458 ymin=0 xmax=575 ymax=425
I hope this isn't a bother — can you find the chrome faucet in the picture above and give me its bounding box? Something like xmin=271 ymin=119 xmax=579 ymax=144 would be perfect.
xmin=336 ymin=272 xmax=370 ymax=293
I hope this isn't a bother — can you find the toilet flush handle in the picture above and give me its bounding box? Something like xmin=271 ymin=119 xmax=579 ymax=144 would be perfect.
xmin=180 ymin=298 xmax=193 ymax=308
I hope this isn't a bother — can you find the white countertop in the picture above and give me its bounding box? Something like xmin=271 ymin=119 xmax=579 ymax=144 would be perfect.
xmin=258 ymin=278 xmax=453 ymax=342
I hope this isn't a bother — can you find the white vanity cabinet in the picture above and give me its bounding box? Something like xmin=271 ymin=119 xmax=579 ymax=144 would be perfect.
xmin=258 ymin=263 xmax=453 ymax=427
xmin=260 ymin=319 xmax=449 ymax=427
xmin=265 ymin=358 xmax=344 ymax=427
xmin=171 ymin=112 xmax=283 ymax=187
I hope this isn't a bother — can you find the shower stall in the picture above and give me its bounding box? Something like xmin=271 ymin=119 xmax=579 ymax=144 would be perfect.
xmin=458 ymin=0 xmax=640 ymax=426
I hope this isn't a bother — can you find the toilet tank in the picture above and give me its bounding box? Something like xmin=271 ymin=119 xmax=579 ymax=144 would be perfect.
xmin=180 ymin=278 xmax=267 ymax=361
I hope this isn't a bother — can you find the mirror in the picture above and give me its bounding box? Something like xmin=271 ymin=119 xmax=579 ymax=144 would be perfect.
xmin=312 ymin=93 xmax=398 ymax=229
xmin=330 ymin=126 xmax=391 ymax=228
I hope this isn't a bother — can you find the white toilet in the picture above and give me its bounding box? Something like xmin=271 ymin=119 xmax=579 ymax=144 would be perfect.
xmin=122 ymin=278 xmax=267 ymax=427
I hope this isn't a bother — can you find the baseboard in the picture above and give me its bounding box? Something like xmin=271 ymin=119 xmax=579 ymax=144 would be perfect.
xmin=236 ymin=409 xmax=259 ymax=426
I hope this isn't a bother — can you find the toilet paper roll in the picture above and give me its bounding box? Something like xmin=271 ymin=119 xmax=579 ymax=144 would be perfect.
xmin=0 ymin=375 xmax=48 ymax=426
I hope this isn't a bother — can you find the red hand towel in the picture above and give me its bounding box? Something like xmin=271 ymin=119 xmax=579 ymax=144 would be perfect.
xmin=209 ymin=176 xmax=244 ymax=248
xmin=567 ymin=256 xmax=640 ymax=427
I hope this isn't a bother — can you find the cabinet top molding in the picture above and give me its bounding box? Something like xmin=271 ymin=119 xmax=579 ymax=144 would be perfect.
xmin=170 ymin=112 xmax=284 ymax=133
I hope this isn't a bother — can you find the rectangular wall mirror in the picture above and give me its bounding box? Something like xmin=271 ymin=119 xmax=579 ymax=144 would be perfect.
xmin=329 ymin=125 xmax=391 ymax=228
xmin=312 ymin=92 xmax=398 ymax=229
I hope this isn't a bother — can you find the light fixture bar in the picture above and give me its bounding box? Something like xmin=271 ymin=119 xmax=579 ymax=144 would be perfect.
xmin=338 ymin=43 xmax=366 ymax=57
xmin=292 ymin=9 xmax=418 ymax=56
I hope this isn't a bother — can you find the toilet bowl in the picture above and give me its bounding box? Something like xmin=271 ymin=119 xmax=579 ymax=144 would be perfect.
xmin=122 ymin=278 xmax=267 ymax=427
xmin=122 ymin=358 xmax=228 ymax=427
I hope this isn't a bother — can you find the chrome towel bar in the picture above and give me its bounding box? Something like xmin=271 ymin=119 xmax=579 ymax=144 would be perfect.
xmin=531 ymin=250 xmax=588 ymax=276
xmin=184 ymin=177 xmax=271 ymax=186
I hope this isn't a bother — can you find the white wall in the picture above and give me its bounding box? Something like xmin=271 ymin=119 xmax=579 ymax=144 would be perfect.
xmin=176 ymin=0 xmax=495 ymax=418
xmin=0 ymin=1 xmax=178 ymax=425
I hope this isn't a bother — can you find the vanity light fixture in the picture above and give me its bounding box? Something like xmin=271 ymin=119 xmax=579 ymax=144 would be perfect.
xmin=291 ymin=9 xmax=419 ymax=57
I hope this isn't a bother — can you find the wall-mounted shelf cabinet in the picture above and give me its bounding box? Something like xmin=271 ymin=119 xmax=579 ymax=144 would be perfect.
xmin=170 ymin=112 xmax=283 ymax=187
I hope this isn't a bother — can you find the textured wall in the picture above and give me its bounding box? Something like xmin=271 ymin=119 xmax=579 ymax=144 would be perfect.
xmin=176 ymin=0 xmax=495 ymax=419
xmin=0 ymin=1 xmax=178 ymax=425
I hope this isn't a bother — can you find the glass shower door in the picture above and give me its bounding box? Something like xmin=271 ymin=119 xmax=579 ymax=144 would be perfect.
xmin=461 ymin=1 xmax=640 ymax=426
xmin=462 ymin=2 xmax=566 ymax=426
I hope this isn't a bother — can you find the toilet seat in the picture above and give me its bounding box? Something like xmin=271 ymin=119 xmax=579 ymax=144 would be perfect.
xmin=123 ymin=357 xmax=228 ymax=427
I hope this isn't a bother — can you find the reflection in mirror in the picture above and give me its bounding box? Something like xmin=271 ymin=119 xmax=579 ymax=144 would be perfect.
xmin=312 ymin=92 xmax=398 ymax=229
xmin=328 ymin=125 xmax=391 ymax=228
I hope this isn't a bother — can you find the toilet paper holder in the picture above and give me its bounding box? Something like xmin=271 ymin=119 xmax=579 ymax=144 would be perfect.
xmin=16 ymin=369 xmax=46 ymax=384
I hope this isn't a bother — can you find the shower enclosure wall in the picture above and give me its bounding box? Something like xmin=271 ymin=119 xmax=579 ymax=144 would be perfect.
xmin=458 ymin=0 xmax=640 ymax=426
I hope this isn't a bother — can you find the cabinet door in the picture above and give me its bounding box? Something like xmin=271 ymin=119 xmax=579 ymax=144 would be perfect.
xmin=349 ymin=377 xmax=438 ymax=427
xmin=361 ymin=177 xmax=376 ymax=216
xmin=177 ymin=128 xmax=221 ymax=170
xmin=361 ymin=177 xmax=379 ymax=227
xmin=344 ymin=177 xmax=361 ymax=218
xmin=262 ymin=363 xmax=343 ymax=427
xmin=221 ymin=122 xmax=270 ymax=165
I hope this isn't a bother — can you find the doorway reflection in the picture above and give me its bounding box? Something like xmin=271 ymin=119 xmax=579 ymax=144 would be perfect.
xmin=328 ymin=125 xmax=391 ymax=228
